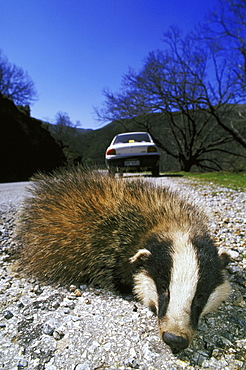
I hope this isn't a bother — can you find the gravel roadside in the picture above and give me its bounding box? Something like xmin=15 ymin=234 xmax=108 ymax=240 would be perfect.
xmin=0 ymin=175 xmax=245 ymax=370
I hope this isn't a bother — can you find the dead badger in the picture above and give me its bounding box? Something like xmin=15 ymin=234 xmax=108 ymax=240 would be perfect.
xmin=15 ymin=167 xmax=230 ymax=353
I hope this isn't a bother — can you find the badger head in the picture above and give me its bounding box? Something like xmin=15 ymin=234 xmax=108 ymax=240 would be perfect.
xmin=130 ymin=232 xmax=231 ymax=354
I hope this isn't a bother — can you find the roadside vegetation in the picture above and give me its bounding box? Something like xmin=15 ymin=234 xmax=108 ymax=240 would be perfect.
xmin=177 ymin=171 xmax=246 ymax=190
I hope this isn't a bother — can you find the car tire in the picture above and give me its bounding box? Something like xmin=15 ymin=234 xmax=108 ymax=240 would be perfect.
xmin=151 ymin=165 xmax=159 ymax=177
xmin=108 ymin=167 xmax=116 ymax=177
xmin=118 ymin=168 xmax=124 ymax=177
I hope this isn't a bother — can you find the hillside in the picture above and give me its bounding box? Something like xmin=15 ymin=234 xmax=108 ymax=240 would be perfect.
xmin=74 ymin=109 xmax=246 ymax=172
xmin=3 ymin=98 xmax=243 ymax=178
xmin=0 ymin=94 xmax=65 ymax=182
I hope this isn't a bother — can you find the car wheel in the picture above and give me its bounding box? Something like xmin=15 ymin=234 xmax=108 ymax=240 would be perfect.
xmin=151 ymin=165 xmax=159 ymax=177
xmin=108 ymin=167 xmax=116 ymax=177
xmin=118 ymin=168 xmax=124 ymax=177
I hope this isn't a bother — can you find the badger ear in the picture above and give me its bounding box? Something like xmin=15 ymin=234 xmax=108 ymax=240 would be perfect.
xmin=130 ymin=249 xmax=152 ymax=267
xmin=219 ymin=251 xmax=231 ymax=268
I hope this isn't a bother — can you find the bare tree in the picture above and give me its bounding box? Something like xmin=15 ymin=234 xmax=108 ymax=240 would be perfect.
xmin=195 ymin=0 xmax=246 ymax=148
xmin=52 ymin=112 xmax=75 ymax=144
xmin=0 ymin=51 xmax=37 ymax=106
xmin=166 ymin=26 xmax=246 ymax=149
xmin=48 ymin=112 xmax=82 ymax=164
xmin=96 ymin=27 xmax=245 ymax=171
xmin=199 ymin=0 xmax=246 ymax=87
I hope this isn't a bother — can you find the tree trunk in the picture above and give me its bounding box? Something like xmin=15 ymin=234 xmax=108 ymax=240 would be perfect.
xmin=179 ymin=155 xmax=194 ymax=172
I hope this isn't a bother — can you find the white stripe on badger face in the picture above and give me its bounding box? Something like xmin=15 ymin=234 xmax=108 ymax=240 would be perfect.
xmin=133 ymin=271 xmax=158 ymax=311
xmin=162 ymin=231 xmax=199 ymax=334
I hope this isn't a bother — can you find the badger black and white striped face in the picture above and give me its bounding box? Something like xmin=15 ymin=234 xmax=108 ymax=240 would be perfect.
xmin=131 ymin=232 xmax=230 ymax=353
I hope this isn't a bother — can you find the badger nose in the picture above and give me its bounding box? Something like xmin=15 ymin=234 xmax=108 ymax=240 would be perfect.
xmin=162 ymin=332 xmax=189 ymax=353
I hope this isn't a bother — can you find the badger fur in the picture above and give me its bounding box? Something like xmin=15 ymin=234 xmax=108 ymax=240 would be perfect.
xmin=15 ymin=167 xmax=230 ymax=353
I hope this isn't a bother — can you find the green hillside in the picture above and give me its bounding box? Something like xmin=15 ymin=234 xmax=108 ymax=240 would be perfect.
xmin=78 ymin=120 xmax=142 ymax=167
xmin=46 ymin=107 xmax=246 ymax=172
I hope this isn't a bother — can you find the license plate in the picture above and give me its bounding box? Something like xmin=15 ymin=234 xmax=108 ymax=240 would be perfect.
xmin=124 ymin=160 xmax=140 ymax=166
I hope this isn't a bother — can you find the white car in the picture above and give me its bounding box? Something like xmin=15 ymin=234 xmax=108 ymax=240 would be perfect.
xmin=105 ymin=132 xmax=160 ymax=176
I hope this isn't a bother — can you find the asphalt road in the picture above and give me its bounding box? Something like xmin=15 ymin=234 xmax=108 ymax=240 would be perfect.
xmin=0 ymin=181 xmax=29 ymax=206
xmin=0 ymin=174 xmax=181 ymax=206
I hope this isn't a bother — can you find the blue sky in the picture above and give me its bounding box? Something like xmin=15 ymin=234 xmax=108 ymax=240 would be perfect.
xmin=1 ymin=0 xmax=219 ymax=129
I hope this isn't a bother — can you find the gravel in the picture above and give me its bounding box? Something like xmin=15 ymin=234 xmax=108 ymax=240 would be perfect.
xmin=0 ymin=175 xmax=245 ymax=370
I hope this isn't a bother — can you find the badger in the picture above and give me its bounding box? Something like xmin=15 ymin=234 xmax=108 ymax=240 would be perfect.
xmin=15 ymin=167 xmax=230 ymax=353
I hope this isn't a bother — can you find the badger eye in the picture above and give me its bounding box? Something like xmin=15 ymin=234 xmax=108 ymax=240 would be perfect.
xmin=193 ymin=293 xmax=206 ymax=308
xmin=158 ymin=289 xmax=169 ymax=318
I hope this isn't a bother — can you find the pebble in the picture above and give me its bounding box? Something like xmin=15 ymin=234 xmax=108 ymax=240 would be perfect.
xmin=0 ymin=176 xmax=245 ymax=369
xmin=43 ymin=323 xmax=55 ymax=336
xmin=2 ymin=310 xmax=14 ymax=319
xmin=53 ymin=329 xmax=65 ymax=340
xmin=17 ymin=358 xmax=29 ymax=368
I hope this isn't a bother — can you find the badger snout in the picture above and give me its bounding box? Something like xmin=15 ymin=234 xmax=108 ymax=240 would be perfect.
xmin=162 ymin=332 xmax=189 ymax=353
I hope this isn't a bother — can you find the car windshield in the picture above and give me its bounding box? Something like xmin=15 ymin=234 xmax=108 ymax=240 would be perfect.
xmin=114 ymin=133 xmax=151 ymax=144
